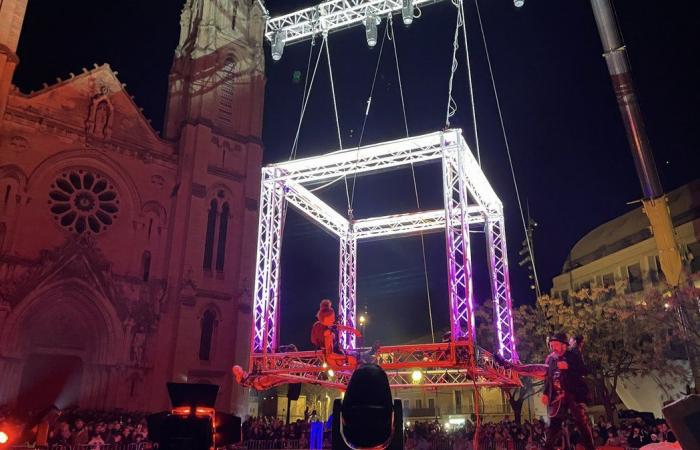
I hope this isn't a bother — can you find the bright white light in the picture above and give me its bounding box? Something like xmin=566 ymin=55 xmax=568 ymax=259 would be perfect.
xmin=359 ymin=315 xmax=366 ymax=324
xmin=514 ymin=0 xmax=524 ymax=7
xmin=271 ymin=30 xmax=286 ymax=61
xmin=449 ymin=418 xmax=465 ymax=425
xmin=0 ymin=431 xmax=9 ymax=444
xmin=402 ymin=0 xmax=414 ymax=25
xmin=322 ymin=362 xmax=328 ymax=369
xmin=365 ymin=14 xmax=378 ymax=47
xmin=411 ymin=370 xmax=422 ymax=382
xmin=328 ymin=369 xmax=335 ymax=378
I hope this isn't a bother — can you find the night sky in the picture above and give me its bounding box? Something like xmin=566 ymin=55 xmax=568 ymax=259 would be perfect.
xmin=14 ymin=1 xmax=700 ymax=348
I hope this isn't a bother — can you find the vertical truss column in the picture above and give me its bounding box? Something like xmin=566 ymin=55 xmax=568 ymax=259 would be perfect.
xmin=486 ymin=213 xmax=518 ymax=362
xmin=442 ymin=142 xmax=475 ymax=345
xmin=251 ymin=172 xmax=286 ymax=362
xmin=338 ymin=231 xmax=357 ymax=350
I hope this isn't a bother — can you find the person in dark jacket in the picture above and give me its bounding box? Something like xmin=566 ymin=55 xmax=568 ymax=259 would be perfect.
xmin=542 ymin=332 xmax=595 ymax=450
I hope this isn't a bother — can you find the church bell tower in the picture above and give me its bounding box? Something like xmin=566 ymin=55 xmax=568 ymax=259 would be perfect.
xmin=154 ymin=0 xmax=267 ymax=415
xmin=0 ymin=0 xmax=28 ymax=120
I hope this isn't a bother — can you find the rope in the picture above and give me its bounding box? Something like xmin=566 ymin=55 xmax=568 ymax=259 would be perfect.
xmin=289 ymin=36 xmax=326 ymax=160
xmin=323 ymin=33 xmax=352 ymax=213
xmin=474 ymin=0 xmax=541 ymax=296
xmin=445 ymin=4 xmax=462 ymax=127
xmin=389 ymin=16 xmax=436 ymax=344
xmin=348 ymin=19 xmax=390 ymax=213
xmin=458 ymin=0 xmax=481 ymax=165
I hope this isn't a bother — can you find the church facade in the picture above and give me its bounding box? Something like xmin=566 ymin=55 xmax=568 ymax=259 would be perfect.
xmin=0 ymin=0 xmax=266 ymax=414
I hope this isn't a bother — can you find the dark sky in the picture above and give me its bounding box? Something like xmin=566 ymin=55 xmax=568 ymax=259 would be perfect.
xmin=14 ymin=1 xmax=700 ymax=347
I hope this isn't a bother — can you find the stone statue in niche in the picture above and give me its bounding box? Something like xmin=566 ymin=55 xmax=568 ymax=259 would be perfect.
xmin=85 ymin=86 xmax=114 ymax=139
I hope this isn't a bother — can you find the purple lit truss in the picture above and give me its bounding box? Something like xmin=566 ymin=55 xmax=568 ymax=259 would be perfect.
xmin=250 ymin=129 xmax=518 ymax=369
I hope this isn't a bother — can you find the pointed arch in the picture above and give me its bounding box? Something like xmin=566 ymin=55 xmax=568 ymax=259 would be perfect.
xmin=199 ymin=309 xmax=218 ymax=361
xmin=215 ymin=202 xmax=229 ymax=271
xmin=217 ymin=56 xmax=236 ymax=128
xmin=203 ymin=199 xmax=218 ymax=269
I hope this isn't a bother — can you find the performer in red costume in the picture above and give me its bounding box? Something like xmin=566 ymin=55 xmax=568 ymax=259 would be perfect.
xmin=310 ymin=299 xmax=361 ymax=370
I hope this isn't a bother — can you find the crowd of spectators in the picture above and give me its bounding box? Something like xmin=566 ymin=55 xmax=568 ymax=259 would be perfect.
xmin=0 ymin=407 xmax=151 ymax=449
xmin=1 ymin=405 xmax=679 ymax=450
xmin=404 ymin=416 xmax=678 ymax=450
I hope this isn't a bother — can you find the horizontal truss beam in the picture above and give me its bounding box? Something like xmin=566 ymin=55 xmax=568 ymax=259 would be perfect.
xmin=249 ymin=344 xmax=518 ymax=389
xmin=352 ymin=207 xmax=484 ymax=240
xmin=265 ymin=0 xmax=445 ymax=46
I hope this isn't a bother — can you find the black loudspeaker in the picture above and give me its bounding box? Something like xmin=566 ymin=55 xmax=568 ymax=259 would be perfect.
xmin=662 ymin=394 xmax=700 ymax=449
xmin=288 ymin=383 xmax=302 ymax=401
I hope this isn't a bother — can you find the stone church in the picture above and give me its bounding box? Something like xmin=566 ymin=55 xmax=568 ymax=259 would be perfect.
xmin=0 ymin=0 xmax=265 ymax=414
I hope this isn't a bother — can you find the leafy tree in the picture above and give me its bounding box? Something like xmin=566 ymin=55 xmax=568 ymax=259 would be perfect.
xmin=526 ymin=288 xmax=689 ymax=421
xmin=476 ymin=301 xmax=547 ymax=424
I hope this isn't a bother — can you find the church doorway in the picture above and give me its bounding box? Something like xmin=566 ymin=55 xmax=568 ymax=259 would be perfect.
xmin=16 ymin=353 xmax=83 ymax=412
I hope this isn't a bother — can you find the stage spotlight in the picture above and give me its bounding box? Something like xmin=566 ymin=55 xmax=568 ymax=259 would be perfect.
xmin=271 ymin=30 xmax=286 ymax=61
xmin=0 ymin=431 xmax=9 ymax=444
xmin=328 ymin=369 xmax=335 ymax=378
xmin=364 ymin=14 xmax=379 ymax=47
xmin=402 ymin=0 xmax=414 ymax=25
xmin=513 ymin=0 xmax=524 ymax=7
xmin=411 ymin=370 xmax=422 ymax=383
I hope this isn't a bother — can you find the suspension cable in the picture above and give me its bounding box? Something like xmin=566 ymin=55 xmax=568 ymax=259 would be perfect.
xmin=389 ymin=16 xmax=436 ymax=344
xmin=289 ymin=36 xmax=326 ymax=160
xmin=445 ymin=3 xmax=462 ymax=127
xmin=474 ymin=0 xmax=541 ymax=296
xmin=323 ymin=33 xmax=352 ymax=213
xmin=348 ymin=19 xmax=390 ymax=214
xmin=458 ymin=0 xmax=481 ymax=165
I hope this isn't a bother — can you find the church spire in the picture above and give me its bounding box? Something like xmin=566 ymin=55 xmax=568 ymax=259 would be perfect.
xmin=163 ymin=0 xmax=266 ymax=140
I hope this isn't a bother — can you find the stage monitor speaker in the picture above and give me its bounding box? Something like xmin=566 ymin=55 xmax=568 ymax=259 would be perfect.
xmin=288 ymin=383 xmax=302 ymax=401
xmin=662 ymin=394 xmax=700 ymax=449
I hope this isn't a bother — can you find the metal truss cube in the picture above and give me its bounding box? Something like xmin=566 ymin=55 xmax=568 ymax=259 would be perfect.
xmin=250 ymin=129 xmax=518 ymax=368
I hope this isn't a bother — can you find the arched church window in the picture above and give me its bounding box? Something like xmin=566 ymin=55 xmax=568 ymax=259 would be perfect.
xmin=2 ymin=184 xmax=11 ymax=212
xmin=199 ymin=310 xmax=217 ymax=361
xmin=203 ymin=199 xmax=218 ymax=269
xmin=0 ymin=223 xmax=6 ymax=254
xmin=215 ymin=202 xmax=229 ymax=271
xmin=142 ymin=251 xmax=152 ymax=282
xmin=217 ymin=57 xmax=236 ymax=127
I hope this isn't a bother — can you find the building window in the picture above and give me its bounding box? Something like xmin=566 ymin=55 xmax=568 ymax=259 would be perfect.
xmin=687 ymin=242 xmax=700 ymax=274
xmin=403 ymin=399 xmax=409 ymax=411
xmin=142 ymin=251 xmax=152 ymax=282
xmin=203 ymin=199 xmax=218 ymax=269
xmin=454 ymin=390 xmax=462 ymax=407
xmin=560 ymin=290 xmax=569 ymax=303
xmin=602 ymin=272 xmax=615 ymax=288
xmin=215 ymin=202 xmax=229 ymax=271
xmin=415 ymin=399 xmax=422 ymax=409
xmin=199 ymin=310 xmax=216 ymax=361
xmin=428 ymin=398 xmax=435 ymax=410
xmin=2 ymin=184 xmax=11 ymax=212
xmin=627 ymin=263 xmax=643 ymax=293
xmin=218 ymin=58 xmax=236 ymax=127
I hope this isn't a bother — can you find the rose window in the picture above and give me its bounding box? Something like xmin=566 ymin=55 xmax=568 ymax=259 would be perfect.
xmin=48 ymin=170 xmax=120 ymax=234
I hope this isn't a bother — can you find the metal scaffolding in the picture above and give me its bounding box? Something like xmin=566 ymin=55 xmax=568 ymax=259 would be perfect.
xmin=248 ymin=129 xmax=518 ymax=388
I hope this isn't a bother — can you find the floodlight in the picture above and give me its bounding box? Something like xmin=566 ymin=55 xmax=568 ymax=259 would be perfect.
xmin=271 ymin=30 xmax=286 ymax=61
xmin=0 ymin=431 xmax=8 ymax=444
xmin=514 ymin=0 xmax=524 ymax=7
xmin=411 ymin=370 xmax=422 ymax=382
xmin=364 ymin=14 xmax=379 ymax=47
xmin=402 ymin=0 xmax=414 ymax=25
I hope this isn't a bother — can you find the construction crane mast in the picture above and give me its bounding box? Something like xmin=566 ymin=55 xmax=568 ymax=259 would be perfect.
xmin=589 ymin=0 xmax=685 ymax=288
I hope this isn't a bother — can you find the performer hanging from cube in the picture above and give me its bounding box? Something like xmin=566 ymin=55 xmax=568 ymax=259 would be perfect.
xmin=310 ymin=299 xmax=361 ymax=370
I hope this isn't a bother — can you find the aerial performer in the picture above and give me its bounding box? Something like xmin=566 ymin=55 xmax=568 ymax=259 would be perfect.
xmin=496 ymin=332 xmax=595 ymax=450
xmin=310 ymin=299 xmax=361 ymax=370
